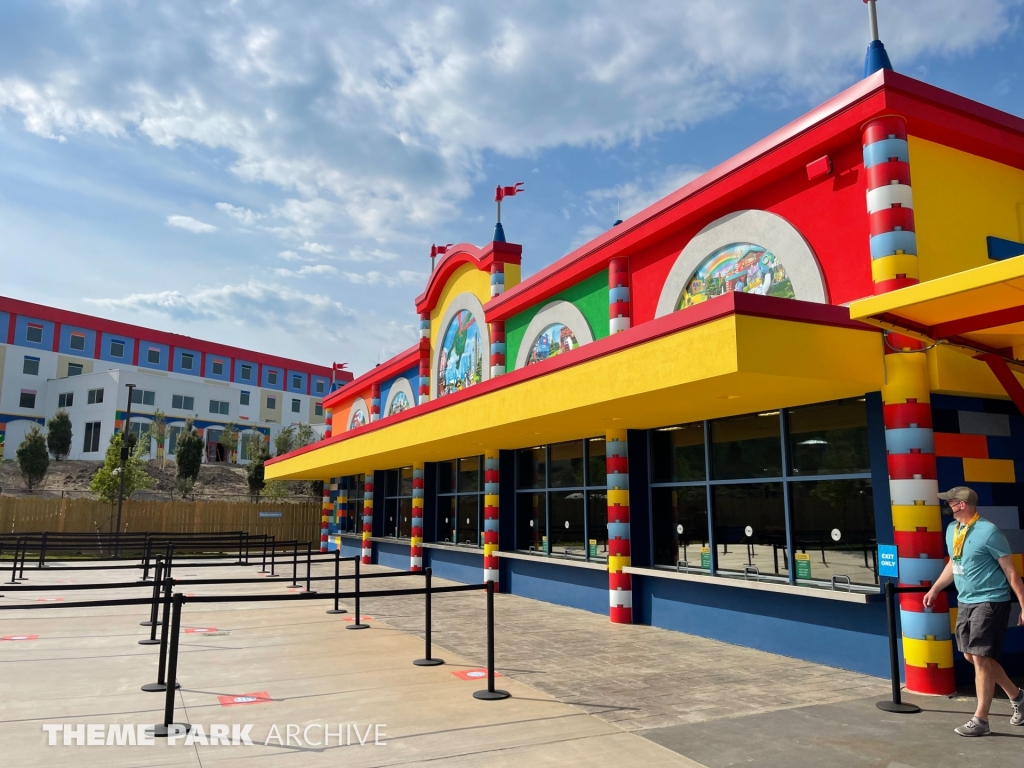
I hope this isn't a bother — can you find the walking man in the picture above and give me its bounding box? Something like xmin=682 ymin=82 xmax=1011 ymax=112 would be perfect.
xmin=924 ymin=486 xmax=1024 ymax=736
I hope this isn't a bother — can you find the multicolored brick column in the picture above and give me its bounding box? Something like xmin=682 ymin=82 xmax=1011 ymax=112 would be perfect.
xmin=411 ymin=463 xmax=424 ymax=571
xmin=864 ymin=115 xmax=954 ymax=695
xmin=362 ymin=475 xmax=374 ymax=564
xmin=370 ymin=383 xmax=381 ymax=422
xmin=606 ymin=430 xmax=632 ymax=623
xmin=320 ymin=483 xmax=331 ymax=552
xmin=323 ymin=407 xmax=333 ymax=438
xmin=609 ymin=257 xmax=631 ymax=335
xmin=418 ymin=313 xmax=431 ymax=405
xmin=490 ymin=261 xmax=505 ymax=298
xmin=490 ymin=321 xmax=506 ymax=377
xmin=483 ymin=450 xmax=500 ymax=584
xmin=336 ymin=478 xmax=348 ymax=545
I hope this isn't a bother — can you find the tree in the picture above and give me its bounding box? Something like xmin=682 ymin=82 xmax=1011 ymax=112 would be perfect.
xmin=220 ymin=422 xmax=239 ymax=463
xmin=295 ymin=422 xmax=315 ymax=449
xmin=46 ymin=410 xmax=73 ymax=461
xmin=262 ymin=480 xmax=290 ymax=499
xmin=17 ymin=425 xmax=49 ymax=490
xmin=175 ymin=418 xmax=204 ymax=486
xmin=245 ymin=431 xmax=270 ymax=500
xmin=273 ymin=425 xmax=296 ymax=457
xmin=148 ymin=409 xmax=168 ymax=468
xmin=89 ymin=431 xmax=153 ymax=503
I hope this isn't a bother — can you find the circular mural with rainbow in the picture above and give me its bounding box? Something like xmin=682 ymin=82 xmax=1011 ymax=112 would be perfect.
xmin=678 ymin=243 xmax=794 ymax=309
xmin=349 ymin=410 xmax=367 ymax=429
xmin=437 ymin=309 xmax=483 ymax=397
xmin=388 ymin=390 xmax=411 ymax=416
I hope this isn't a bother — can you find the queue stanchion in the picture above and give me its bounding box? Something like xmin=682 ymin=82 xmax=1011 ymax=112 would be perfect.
xmin=875 ymin=581 xmax=922 ymax=714
xmin=303 ymin=543 xmax=315 ymax=593
xmin=473 ymin=580 xmax=510 ymax=700
xmin=150 ymin=592 xmax=190 ymax=738
xmin=326 ymin=548 xmax=347 ymax=615
xmin=164 ymin=543 xmax=174 ymax=580
xmin=6 ymin=538 xmax=23 ymax=585
xmin=142 ymin=578 xmax=181 ymax=692
xmin=346 ymin=556 xmax=369 ymax=630
xmin=290 ymin=542 xmax=299 ymax=588
xmin=139 ymin=557 xmax=164 ymax=641
xmin=141 ymin=536 xmax=153 ymax=581
xmin=258 ymin=536 xmax=269 ymax=574
xmin=414 ymin=567 xmax=443 ymax=666
xmin=38 ymin=532 xmax=48 ymax=569
xmin=270 ymin=538 xmax=278 ymax=577
xmin=244 ymin=533 xmax=251 ymax=565
xmin=17 ymin=537 xmax=29 ymax=581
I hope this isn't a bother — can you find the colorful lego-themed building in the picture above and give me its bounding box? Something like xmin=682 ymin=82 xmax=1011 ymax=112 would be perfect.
xmin=268 ymin=65 xmax=1024 ymax=692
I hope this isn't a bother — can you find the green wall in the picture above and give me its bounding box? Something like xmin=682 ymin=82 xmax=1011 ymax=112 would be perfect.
xmin=505 ymin=270 xmax=609 ymax=369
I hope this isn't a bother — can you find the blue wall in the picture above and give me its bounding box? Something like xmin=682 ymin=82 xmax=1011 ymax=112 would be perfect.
xmin=501 ymin=558 xmax=609 ymax=616
xmin=426 ymin=547 xmax=482 ymax=584
xmin=311 ymin=375 xmax=330 ymax=398
xmin=173 ymin=346 xmax=201 ymax=376
xmin=235 ymin=359 xmax=258 ymax=385
xmin=262 ymin=365 xmax=284 ymax=390
xmin=205 ymin=354 xmax=232 ymax=381
xmin=378 ymin=366 xmax=419 ymax=416
xmin=0 ymin=312 xmax=8 ymax=341
xmin=287 ymin=370 xmax=308 ymax=394
xmin=137 ymin=341 xmax=169 ymax=370
xmin=376 ymin=540 xmax=410 ymax=570
xmin=340 ymin=537 xmax=362 ymax=559
xmin=14 ymin=315 xmax=54 ymax=348
xmin=58 ymin=325 xmax=96 ymax=358
xmin=99 ymin=332 xmax=135 ymax=365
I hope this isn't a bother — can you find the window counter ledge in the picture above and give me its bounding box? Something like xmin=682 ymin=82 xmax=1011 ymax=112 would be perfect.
xmin=623 ymin=566 xmax=882 ymax=603
xmin=497 ymin=550 xmax=609 ymax=572
xmin=423 ymin=542 xmax=483 ymax=555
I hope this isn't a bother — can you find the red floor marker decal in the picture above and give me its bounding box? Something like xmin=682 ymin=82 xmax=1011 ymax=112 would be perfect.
xmin=342 ymin=616 xmax=373 ymax=622
xmin=1 ymin=635 xmax=39 ymax=641
xmin=218 ymin=691 xmax=271 ymax=707
xmin=36 ymin=597 xmax=64 ymax=602
xmin=452 ymin=669 xmax=502 ymax=681
xmin=184 ymin=627 xmax=219 ymax=634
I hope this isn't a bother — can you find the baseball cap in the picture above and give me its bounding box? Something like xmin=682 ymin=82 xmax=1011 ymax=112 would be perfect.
xmin=937 ymin=486 xmax=978 ymax=506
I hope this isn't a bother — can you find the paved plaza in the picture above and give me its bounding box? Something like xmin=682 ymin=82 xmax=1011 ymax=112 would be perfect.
xmin=0 ymin=558 xmax=1021 ymax=767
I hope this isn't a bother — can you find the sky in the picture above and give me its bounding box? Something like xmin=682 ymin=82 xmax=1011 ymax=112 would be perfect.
xmin=1 ymin=1 xmax=1022 ymax=375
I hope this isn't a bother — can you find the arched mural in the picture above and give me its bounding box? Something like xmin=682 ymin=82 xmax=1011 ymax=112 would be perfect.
xmin=383 ymin=376 xmax=416 ymax=416
xmin=437 ymin=309 xmax=483 ymax=397
xmin=655 ymin=209 xmax=826 ymax=318
xmin=388 ymin=391 xmax=411 ymax=414
xmin=527 ymin=324 xmax=579 ymax=365
xmin=678 ymin=243 xmax=794 ymax=308
xmin=348 ymin=398 xmax=369 ymax=430
xmin=513 ymin=299 xmax=595 ymax=370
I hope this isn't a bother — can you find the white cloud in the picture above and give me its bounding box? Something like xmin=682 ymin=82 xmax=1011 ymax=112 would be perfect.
xmin=215 ymin=201 xmax=264 ymax=224
xmin=273 ymin=264 xmax=337 ymax=277
xmin=343 ymin=247 xmax=401 ymax=263
xmin=299 ymin=241 xmax=333 ymax=254
xmin=166 ymin=214 xmax=217 ymax=233
xmin=277 ymin=250 xmax=303 ymax=261
xmin=586 ymin=165 xmax=705 ymax=221
xmin=341 ymin=270 xmax=425 ymax=288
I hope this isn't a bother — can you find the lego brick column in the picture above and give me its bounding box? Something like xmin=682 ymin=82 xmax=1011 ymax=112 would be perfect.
xmin=411 ymin=463 xmax=424 ymax=572
xmin=490 ymin=261 xmax=505 ymax=298
xmin=320 ymin=483 xmax=331 ymax=552
xmin=490 ymin=321 xmax=506 ymax=378
xmin=484 ymin=450 xmax=500 ymax=584
xmin=333 ymin=478 xmax=348 ymax=550
xmin=865 ymin=115 xmax=954 ymax=695
xmin=606 ymin=430 xmax=632 ymax=623
xmin=418 ymin=314 xmax=431 ymax=405
xmin=609 ymin=257 xmax=631 ymax=335
xmin=324 ymin=407 xmax=333 ymax=438
xmin=362 ymin=475 xmax=374 ymax=564
xmin=370 ymin=383 xmax=381 ymax=422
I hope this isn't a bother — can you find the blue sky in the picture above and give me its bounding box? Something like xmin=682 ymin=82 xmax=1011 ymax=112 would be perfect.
xmin=1 ymin=1 xmax=1022 ymax=374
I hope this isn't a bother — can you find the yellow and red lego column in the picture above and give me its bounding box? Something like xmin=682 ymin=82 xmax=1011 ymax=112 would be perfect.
xmin=606 ymin=430 xmax=632 ymax=623
xmin=865 ymin=115 xmax=954 ymax=695
xmin=418 ymin=313 xmax=431 ymax=404
xmin=411 ymin=463 xmax=424 ymax=571
xmin=483 ymin=450 xmax=500 ymax=584
xmin=362 ymin=475 xmax=374 ymax=564
xmin=370 ymin=383 xmax=381 ymax=422
xmin=609 ymin=257 xmax=631 ymax=335
xmin=320 ymin=483 xmax=331 ymax=552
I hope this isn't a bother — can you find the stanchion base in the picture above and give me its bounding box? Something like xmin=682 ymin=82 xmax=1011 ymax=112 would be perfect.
xmin=473 ymin=689 xmax=511 ymax=701
xmin=257 ymin=571 xmax=270 ymax=575
xmin=414 ymin=658 xmax=445 ymax=667
xmin=875 ymin=701 xmax=921 ymax=714
xmin=138 ymin=638 xmax=161 ymax=645
xmin=140 ymin=620 xmax=162 ymax=627
xmin=345 ymin=623 xmax=370 ymax=630
xmin=148 ymin=723 xmax=192 ymax=738
xmin=325 ymin=609 xmax=348 ymax=615
xmin=141 ymin=682 xmax=181 ymax=692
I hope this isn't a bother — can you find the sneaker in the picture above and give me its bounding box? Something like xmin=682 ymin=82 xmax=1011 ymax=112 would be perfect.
xmin=1011 ymin=691 xmax=1024 ymax=727
xmin=955 ymin=717 xmax=991 ymax=737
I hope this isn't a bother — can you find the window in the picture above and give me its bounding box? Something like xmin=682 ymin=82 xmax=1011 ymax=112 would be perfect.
xmin=267 ymin=396 xmax=277 ymax=410
xmin=241 ymin=364 xmax=253 ymax=380
xmin=23 ymin=356 xmax=39 ymax=375
xmin=292 ymin=374 xmax=302 ymax=389
xmin=267 ymin=370 xmax=278 ymax=386
xmin=19 ymin=391 xmax=36 ymax=409
xmin=67 ymin=363 xmax=83 ymax=377
xmin=83 ymin=422 xmax=102 ymax=453
xmin=87 ymin=388 xmax=104 ymax=405
xmin=514 ymin=438 xmax=608 ymax=560
xmin=58 ymin=392 xmax=73 ymax=408
xmin=131 ymin=389 xmax=157 ymax=406
xmin=291 ymin=398 xmax=301 ymax=413
xmin=648 ymin=398 xmax=875 ymax=588
xmin=338 ymin=475 xmax=365 ymax=534
xmin=438 ymin=457 xmax=484 ymax=546
xmin=128 ymin=422 xmax=150 ymax=457
xmin=181 ymin=352 xmax=194 ymax=370
xmin=147 ymin=348 xmax=160 ymax=365
xmin=110 ymin=340 xmax=125 ymax=358
xmin=383 ymin=467 xmax=415 ymax=539
xmin=315 ymin=380 xmax=325 ymax=394
xmin=212 ymin=360 xmax=224 ymax=376
xmin=168 ymin=425 xmax=183 ymax=455
xmin=69 ymin=333 xmax=86 ymax=351
xmin=240 ymin=390 xmax=250 ymax=406
xmin=171 ymin=394 xmax=194 ymax=410
xmin=314 ymin=402 xmax=323 ymax=417
xmin=26 ymin=324 xmax=43 ymax=343
xmin=210 ymin=399 xmax=229 ymax=415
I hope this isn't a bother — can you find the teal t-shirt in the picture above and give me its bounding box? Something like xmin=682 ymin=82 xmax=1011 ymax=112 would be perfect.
xmin=945 ymin=518 xmax=1012 ymax=604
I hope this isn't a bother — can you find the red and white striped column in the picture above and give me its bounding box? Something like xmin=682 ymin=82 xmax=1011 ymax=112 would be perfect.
xmin=411 ymin=463 xmax=424 ymax=571
xmin=418 ymin=313 xmax=431 ymax=404
xmin=606 ymin=430 xmax=632 ymax=623
xmin=361 ymin=475 xmax=374 ymax=564
xmin=370 ymin=383 xmax=381 ymax=422
xmin=490 ymin=261 xmax=505 ymax=298
xmin=483 ymin=450 xmax=500 ymax=584
xmin=864 ymin=115 xmax=953 ymax=695
xmin=324 ymin=407 xmax=333 ymax=438
xmin=609 ymin=258 xmax=631 ymax=335
xmin=490 ymin=322 xmax=506 ymax=377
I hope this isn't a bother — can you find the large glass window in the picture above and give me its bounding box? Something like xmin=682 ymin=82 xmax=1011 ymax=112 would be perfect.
xmin=383 ymin=467 xmax=414 ymax=538
xmin=437 ymin=456 xmax=483 ymax=546
xmin=515 ymin=438 xmax=608 ymax=561
xmin=339 ymin=475 xmax=364 ymax=534
xmin=649 ymin=398 xmax=876 ymax=589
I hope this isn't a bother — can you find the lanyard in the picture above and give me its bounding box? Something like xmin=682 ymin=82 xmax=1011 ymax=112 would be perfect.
xmin=952 ymin=512 xmax=980 ymax=561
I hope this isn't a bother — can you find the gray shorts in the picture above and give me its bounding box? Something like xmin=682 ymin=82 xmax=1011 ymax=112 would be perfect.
xmin=955 ymin=601 xmax=1011 ymax=659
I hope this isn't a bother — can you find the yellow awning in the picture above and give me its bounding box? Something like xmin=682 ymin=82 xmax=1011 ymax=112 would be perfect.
xmin=268 ymin=310 xmax=883 ymax=480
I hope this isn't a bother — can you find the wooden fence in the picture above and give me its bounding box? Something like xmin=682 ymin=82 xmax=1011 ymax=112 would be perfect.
xmin=0 ymin=496 xmax=320 ymax=543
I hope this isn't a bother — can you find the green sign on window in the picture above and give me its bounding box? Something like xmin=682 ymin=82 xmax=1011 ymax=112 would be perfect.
xmin=589 ymin=539 xmax=597 ymax=558
xmin=700 ymin=546 xmax=711 ymax=570
xmin=795 ymin=552 xmax=812 ymax=580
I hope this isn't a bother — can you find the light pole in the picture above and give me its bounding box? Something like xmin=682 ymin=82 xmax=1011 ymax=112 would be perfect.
xmin=114 ymin=383 xmax=136 ymax=558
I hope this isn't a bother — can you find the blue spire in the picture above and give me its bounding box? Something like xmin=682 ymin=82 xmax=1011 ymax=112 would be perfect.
xmin=493 ymin=222 xmax=506 ymax=243
xmin=863 ymin=39 xmax=893 ymax=77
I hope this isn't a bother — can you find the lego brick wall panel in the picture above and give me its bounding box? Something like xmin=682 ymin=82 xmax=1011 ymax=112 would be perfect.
xmin=933 ymin=432 xmax=987 ymax=458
